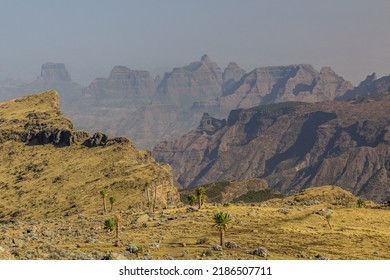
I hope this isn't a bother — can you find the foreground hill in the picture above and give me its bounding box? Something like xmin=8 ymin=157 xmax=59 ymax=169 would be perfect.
xmin=0 ymin=186 xmax=389 ymax=260
xmin=0 ymin=91 xmax=179 ymax=221
xmin=154 ymin=98 xmax=390 ymax=203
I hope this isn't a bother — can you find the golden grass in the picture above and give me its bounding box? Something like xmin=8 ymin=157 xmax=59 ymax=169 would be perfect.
xmin=1 ymin=187 xmax=389 ymax=260
xmin=0 ymin=91 xmax=177 ymax=222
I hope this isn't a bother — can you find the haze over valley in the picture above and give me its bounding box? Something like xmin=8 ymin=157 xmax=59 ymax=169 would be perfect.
xmin=1 ymin=1 xmax=390 ymax=260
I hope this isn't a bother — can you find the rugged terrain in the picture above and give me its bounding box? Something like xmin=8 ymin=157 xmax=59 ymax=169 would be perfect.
xmin=0 ymin=91 xmax=179 ymax=222
xmin=0 ymin=63 xmax=84 ymax=111
xmin=154 ymin=97 xmax=390 ymax=203
xmin=337 ymin=72 xmax=390 ymax=101
xmin=1 ymin=186 xmax=389 ymax=260
xmin=2 ymin=57 xmax=352 ymax=149
xmin=0 ymin=93 xmax=388 ymax=260
xmin=179 ymin=179 xmax=282 ymax=204
xmin=1 ymin=58 xmax=358 ymax=149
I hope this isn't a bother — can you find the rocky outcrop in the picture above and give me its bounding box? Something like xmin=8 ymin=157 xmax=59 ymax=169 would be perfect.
xmin=219 ymin=65 xmax=353 ymax=110
xmin=83 ymin=132 xmax=108 ymax=147
xmin=153 ymin=55 xmax=223 ymax=105
xmin=37 ymin=63 xmax=72 ymax=82
xmin=83 ymin=66 xmax=156 ymax=102
xmin=154 ymin=100 xmax=390 ymax=203
xmin=198 ymin=113 xmax=227 ymax=135
xmin=338 ymin=73 xmax=390 ymax=101
xmin=222 ymin=62 xmax=246 ymax=92
xmin=26 ymin=128 xmax=89 ymax=146
xmin=6 ymin=63 xmax=85 ymax=110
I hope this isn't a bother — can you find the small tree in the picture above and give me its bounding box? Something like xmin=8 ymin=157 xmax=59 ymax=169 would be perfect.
xmin=100 ymin=189 xmax=108 ymax=213
xmin=213 ymin=211 xmax=232 ymax=247
xmin=109 ymin=196 xmax=117 ymax=212
xmin=114 ymin=214 xmax=121 ymax=239
xmin=187 ymin=194 xmax=197 ymax=206
xmin=325 ymin=214 xmax=332 ymax=230
xmin=357 ymin=198 xmax=366 ymax=208
xmin=195 ymin=186 xmax=206 ymax=209
xmin=104 ymin=218 xmax=116 ymax=232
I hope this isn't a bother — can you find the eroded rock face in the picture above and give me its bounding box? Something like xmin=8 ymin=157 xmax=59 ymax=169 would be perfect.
xmin=222 ymin=62 xmax=246 ymax=92
xmin=198 ymin=113 xmax=227 ymax=135
xmin=153 ymin=55 xmax=223 ymax=105
xmin=219 ymin=65 xmax=353 ymax=110
xmin=338 ymin=73 xmax=390 ymax=101
xmin=38 ymin=63 xmax=72 ymax=82
xmin=83 ymin=66 xmax=156 ymax=101
xmin=154 ymin=100 xmax=390 ymax=202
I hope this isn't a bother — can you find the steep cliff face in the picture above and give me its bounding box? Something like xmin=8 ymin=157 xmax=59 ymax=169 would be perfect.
xmin=222 ymin=62 xmax=246 ymax=92
xmin=338 ymin=73 xmax=390 ymax=101
xmin=154 ymin=99 xmax=390 ymax=202
xmin=153 ymin=55 xmax=223 ymax=106
xmin=219 ymin=65 xmax=353 ymax=110
xmin=83 ymin=66 xmax=156 ymax=102
xmin=37 ymin=63 xmax=72 ymax=82
xmin=2 ymin=63 xmax=84 ymax=108
xmin=0 ymin=91 xmax=179 ymax=220
xmin=34 ymin=59 xmax=353 ymax=150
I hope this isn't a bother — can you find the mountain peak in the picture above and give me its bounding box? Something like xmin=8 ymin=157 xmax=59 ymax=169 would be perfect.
xmin=38 ymin=63 xmax=72 ymax=82
xmin=201 ymin=54 xmax=211 ymax=62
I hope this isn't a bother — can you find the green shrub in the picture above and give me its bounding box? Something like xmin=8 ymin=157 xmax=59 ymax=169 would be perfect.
xmin=104 ymin=218 xmax=116 ymax=231
xmin=357 ymin=198 xmax=366 ymax=208
xmin=187 ymin=194 xmax=197 ymax=206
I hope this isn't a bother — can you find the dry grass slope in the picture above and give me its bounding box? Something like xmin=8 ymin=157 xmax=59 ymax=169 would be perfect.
xmin=0 ymin=91 xmax=179 ymax=222
xmin=0 ymin=186 xmax=389 ymax=260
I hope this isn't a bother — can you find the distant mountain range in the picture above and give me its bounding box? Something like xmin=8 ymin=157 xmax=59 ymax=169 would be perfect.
xmin=3 ymin=56 xmax=385 ymax=149
xmin=1 ymin=57 xmax=390 ymax=202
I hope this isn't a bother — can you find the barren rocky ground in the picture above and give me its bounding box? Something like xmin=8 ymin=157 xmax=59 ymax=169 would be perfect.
xmin=1 ymin=186 xmax=389 ymax=260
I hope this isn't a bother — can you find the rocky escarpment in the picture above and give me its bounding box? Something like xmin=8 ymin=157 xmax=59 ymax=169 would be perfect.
xmin=83 ymin=66 xmax=157 ymax=102
xmin=3 ymin=63 xmax=85 ymax=109
xmin=222 ymin=62 xmax=246 ymax=92
xmin=154 ymin=100 xmax=390 ymax=203
xmin=338 ymin=73 xmax=390 ymax=101
xmin=37 ymin=63 xmax=72 ymax=82
xmin=218 ymin=64 xmax=353 ymax=111
xmin=65 ymin=57 xmax=355 ymax=149
xmin=153 ymin=54 xmax=223 ymax=106
xmin=0 ymin=91 xmax=179 ymax=221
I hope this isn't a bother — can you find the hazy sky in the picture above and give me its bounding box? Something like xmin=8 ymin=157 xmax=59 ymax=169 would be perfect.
xmin=1 ymin=0 xmax=389 ymax=85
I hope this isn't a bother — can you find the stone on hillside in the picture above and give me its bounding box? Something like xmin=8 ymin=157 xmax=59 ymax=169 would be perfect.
xmin=136 ymin=214 xmax=150 ymax=225
xmin=247 ymin=247 xmax=270 ymax=258
xmin=225 ymin=241 xmax=239 ymax=249
xmin=126 ymin=244 xmax=141 ymax=254
xmin=196 ymin=237 xmax=210 ymax=244
xmin=315 ymin=254 xmax=330 ymax=260
xmin=83 ymin=132 xmax=108 ymax=147
xmin=314 ymin=208 xmax=333 ymax=216
xmin=186 ymin=207 xmax=198 ymax=213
